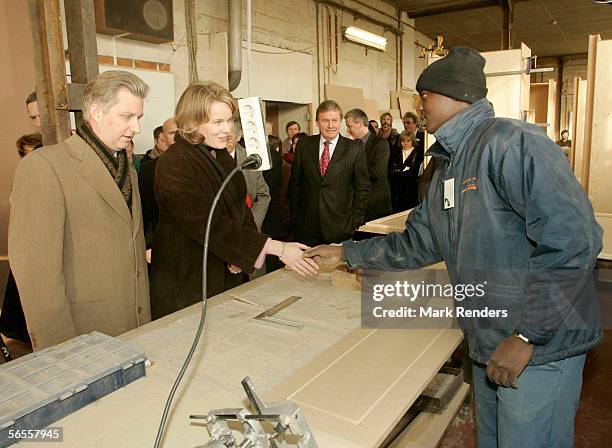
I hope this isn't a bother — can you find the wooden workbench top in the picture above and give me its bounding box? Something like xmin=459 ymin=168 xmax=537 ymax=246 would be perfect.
xmin=32 ymin=268 xmax=462 ymax=447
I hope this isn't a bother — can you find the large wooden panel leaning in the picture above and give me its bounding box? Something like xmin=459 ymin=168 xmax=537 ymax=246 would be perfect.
xmin=529 ymin=80 xmax=558 ymax=140
xmin=586 ymin=38 xmax=612 ymax=215
xmin=36 ymin=269 xmax=462 ymax=446
xmin=425 ymin=44 xmax=532 ymax=151
xmin=529 ymin=83 xmax=549 ymax=125
xmin=572 ymin=78 xmax=588 ymax=179
xmin=481 ymin=43 xmax=531 ymax=121
xmin=546 ymin=79 xmax=557 ymax=140
xmin=596 ymin=213 xmax=612 ymax=261
xmin=324 ymin=83 xmax=367 ymax=114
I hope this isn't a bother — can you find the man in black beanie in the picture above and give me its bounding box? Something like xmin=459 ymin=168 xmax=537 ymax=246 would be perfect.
xmin=306 ymin=47 xmax=602 ymax=447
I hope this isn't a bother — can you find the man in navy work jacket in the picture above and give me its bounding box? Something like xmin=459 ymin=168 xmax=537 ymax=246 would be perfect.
xmin=305 ymin=47 xmax=602 ymax=448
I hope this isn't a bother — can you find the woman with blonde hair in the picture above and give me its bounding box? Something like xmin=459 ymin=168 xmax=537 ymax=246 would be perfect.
xmin=150 ymin=81 xmax=317 ymax=319
xmin=388 ymin=130 xmax=424 ymax=212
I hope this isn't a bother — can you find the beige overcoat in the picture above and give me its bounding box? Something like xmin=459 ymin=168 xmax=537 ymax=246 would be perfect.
xmin=8 ymin=134 xmax=151 ymax=350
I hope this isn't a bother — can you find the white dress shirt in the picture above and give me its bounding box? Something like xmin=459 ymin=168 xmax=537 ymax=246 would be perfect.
xmin=318 ymin=134 xmax=340 ymax=160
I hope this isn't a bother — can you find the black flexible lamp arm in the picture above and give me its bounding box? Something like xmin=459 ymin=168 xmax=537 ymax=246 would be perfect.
xmin=153 ymin=162 xmax=244 ymax=448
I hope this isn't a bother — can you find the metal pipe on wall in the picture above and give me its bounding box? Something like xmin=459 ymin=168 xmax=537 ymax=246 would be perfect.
xmin=247 ymin=0 xmax=252 ymax=96
xmin=316 ymin=1 xmax=323 ymax=103
xmin=228 ymin=0 xmax=242 ymax=91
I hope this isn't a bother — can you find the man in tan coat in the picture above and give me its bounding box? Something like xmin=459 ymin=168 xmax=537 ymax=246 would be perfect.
xmin=9 ymin=71 xmax=152 ymax=350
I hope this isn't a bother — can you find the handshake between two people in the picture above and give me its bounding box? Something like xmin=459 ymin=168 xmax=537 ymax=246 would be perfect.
xmin=269 ymin=242 xmax=345 ymax=277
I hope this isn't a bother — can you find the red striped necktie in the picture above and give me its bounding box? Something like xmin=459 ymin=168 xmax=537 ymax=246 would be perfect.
xmin=320 ymin=140 xmax=331 ymax=176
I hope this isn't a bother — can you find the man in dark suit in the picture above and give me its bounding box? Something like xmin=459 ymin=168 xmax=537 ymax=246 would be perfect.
xmin=288 ymin=100 xmax=370 ymax=246
xmin=138 ymin=122 xmax=172 ymax=249
xmin=345 ymin=108 xmax=391 ymax=221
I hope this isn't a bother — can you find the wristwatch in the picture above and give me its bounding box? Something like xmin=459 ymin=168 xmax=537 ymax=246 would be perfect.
xmin=513 ymin=331 xmax=532 ymax=344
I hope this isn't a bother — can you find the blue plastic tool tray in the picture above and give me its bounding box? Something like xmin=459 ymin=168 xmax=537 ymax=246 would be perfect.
xmin=0 ymin=332 xmax=146 ymax=446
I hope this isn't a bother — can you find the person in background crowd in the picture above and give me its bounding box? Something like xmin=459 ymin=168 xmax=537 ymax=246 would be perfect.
xmin=288 ymin=100 xmax=370 ymax=246
xmin=281 ymin=121 xmax=301 ymax=155
xmin=0 ymin=132 xmax=44 ymax=347
xmin=368 ymin=119 xmax=379 ymax=134
xmin=226 ymin=122 xmax=271 ymax=230
xmin=142 ymin=125 xmax=169 ymax=163
xmin=262 ymin=135 xmax=291 ymax=272
xmin=9 ymin=70 xmax=152 ymax=350
xmin=378 ymin=112 xmax=399 ymax=150
xmin=25 ymin=91 xmax=40 ymax=129
xmin=344 ymin=108 xmax=391 ymax=221
xmin=150 ymin=81 xmax=317 ymax=320
xmin=126 ymin=140 xmax=141 ymax=172
xmin=402 ymin=111 xmax=425 ymax=155
xmin=556 ymin=129 xmax=572 ymax=159
xmin=139 ymin=124 xmax=173 ymax=251
xmin=15 ymin=133 xmax=43 ymax=158
xmin=388 ymin=130 xmax=423 ymax=212
xmin=280 ymin=131 xmax=308 ymax=225
xmin=161 ymin=117 xmax=177 ymax=146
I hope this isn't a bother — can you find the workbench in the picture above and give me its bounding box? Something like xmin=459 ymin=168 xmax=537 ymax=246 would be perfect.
xmin=27 ymin=267 xmax=464 ymax=447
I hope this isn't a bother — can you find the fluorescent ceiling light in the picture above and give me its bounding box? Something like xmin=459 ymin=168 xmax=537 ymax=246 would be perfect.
xmin=344 ymin=26 xmax=387 ymax=51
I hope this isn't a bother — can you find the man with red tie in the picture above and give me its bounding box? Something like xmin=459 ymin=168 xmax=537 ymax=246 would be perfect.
xmin=288 ymin=100 xmax=370 ymax=246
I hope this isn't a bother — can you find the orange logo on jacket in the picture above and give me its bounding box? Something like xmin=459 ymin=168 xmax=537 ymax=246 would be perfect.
xmin=461 ymin=177 xmax=478 ymax=193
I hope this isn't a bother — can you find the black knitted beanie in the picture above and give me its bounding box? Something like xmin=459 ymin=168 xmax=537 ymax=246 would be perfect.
xmin=416 ymin=47 xmax=488 ymax=103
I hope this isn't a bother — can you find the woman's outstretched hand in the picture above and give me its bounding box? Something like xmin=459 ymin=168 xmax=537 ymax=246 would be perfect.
xmin=270 ymin=241 xmax=319 ymax=276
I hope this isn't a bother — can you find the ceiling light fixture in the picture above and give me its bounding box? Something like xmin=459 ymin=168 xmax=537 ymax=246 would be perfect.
xmin=593 ymin=0 xmax=612 ymax=4
xmin=343 ymin=26 xmax=387 ymax=51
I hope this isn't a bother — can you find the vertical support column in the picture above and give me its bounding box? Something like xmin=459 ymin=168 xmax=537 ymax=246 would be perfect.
xmin=554 ymin=57 xmax=563 ymax=141
xmin=580 ymin=34 xmax=599 ymax=192
xmin=570 ymin=77 xmax=580 ymax=171
xmin=500 ymin=0 xmax=513 ymax=50
xmin=28 ymin=0 xmax=71 ymax=145
xmin=64 ymin=0 xmax=99 ymax=127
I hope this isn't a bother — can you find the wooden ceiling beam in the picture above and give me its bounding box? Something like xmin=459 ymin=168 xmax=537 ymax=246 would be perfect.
xmin=405 ymin=0 xmax=499 ymax=18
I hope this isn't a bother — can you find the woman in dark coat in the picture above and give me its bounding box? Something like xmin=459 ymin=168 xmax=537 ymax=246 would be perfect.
xmin=388 ymin=130 xmax=424 ymax=212
xmin=150 ymin=82 xmax=317 ymax=319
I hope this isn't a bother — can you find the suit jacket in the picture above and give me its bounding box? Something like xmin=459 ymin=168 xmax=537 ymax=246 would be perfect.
xmin=262 ymin=149 xmax=290 ymax=239
xmin=362 ymin=132 xmax=392 ymax=221
xmin=8 ymin=134 xmax=151 ymax=350
xmin=288 ymin=134 xmax=370 ymax=245
xmin=234 ymin=144 xmax=271 ymax=230
xmin=138 ymin=157 xmax=159 ymax=248
xmin=388 ymin=144 xmax=424 ymax=212
xmin=150 ymin=135 xmax=268 ymax=320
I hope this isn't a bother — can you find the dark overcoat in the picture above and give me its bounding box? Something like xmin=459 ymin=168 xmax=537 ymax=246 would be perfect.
xmin=150 ymin=135 xmax=268 ymax=319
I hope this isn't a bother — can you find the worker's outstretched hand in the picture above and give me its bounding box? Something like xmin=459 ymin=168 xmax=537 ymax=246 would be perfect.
xmin=277 ymin=242 xmax=319 ymax=277
xmin=486 ymin=335 xmax=534 ymax=388
xmin=303 ymin=244 xmax=344 ymax=269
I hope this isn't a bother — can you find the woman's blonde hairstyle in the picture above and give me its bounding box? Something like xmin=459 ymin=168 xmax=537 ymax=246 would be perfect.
xmin=399 ymin=130 xmax=417 ymax=146
xmin=83 ymin=70 xmax=148 ymax=120
xmin=175 ymin=81 xmax=238 ymax=144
